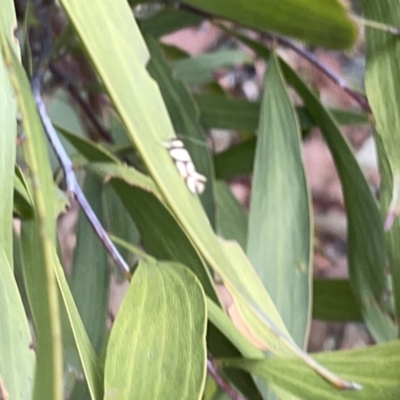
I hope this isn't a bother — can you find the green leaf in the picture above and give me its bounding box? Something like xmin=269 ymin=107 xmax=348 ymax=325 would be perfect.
xmin=57 ymin=125 xmax=118 ymax=162
xmin=313 ymin=279 xmax=362 ymax=322
xmin=146 ymin=35 xmax=216 ymax=226
xmin=181 ymin=0 xmax=357 ymax=50
xmin=104 ymin=260 xmax=207 ymax=400
xmin=0 ymin=29 xmax=63 ymax=400
xmin=70 ymin=171 xmax=110 ymax=353
xmin=206 ymin=297 xmax=263 ymax=359
xmin=102 ymin=184 xmax=140 ymax=271
xmin=231 ymin=30 xmax=396 ymax=342
xmin=173 ymin=50 xmax=253 ymax=85
xmin=214 ymin=138 xmax=256 ymax=180
xmin=0 ymin=245 xmax=35 ymax=400
xmin=0 ymin=2 xmax=17 ymax=263
xmin=53 ymin=249 xmax=103 ymax=400
xmin=215 ymin=181 xmax=247 ymax=249
xmin=13 ymin=165 xmax=34 ymax=219
xmin=360 ymin=0 xmax=400 ymax=335
xmin=220 ymin=339 xmax=400 ymax=399
xmin=47 ymin=89 xmax=86 ymax=171
xmin=139 ymin=7 xmax=203 ymax=37
xmin=196 ymin=94 xmax=369 ymax=132
xmin=247 ymin=52 xmax=312 ymax=348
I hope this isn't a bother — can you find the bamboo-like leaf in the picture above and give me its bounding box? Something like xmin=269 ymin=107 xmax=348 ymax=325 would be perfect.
xmin=215 ymin=181 xmax=247 ymax=249
xmin=247 ymin=52 xmax=312 ymax=348
xmin=230 ymin=30 xmax=396 ymax=342
xmin=196 ymin=94 xmax=369 ymax=132
xmin=214 ymin=138 xmax=256 ymax=180
xmin=70 ymin=171 xmax=110 ymax=353
xmin=139 ymin=8 xmax=203 ymax=37
xmin=0 ymin=29 xmax=63 ymax=400
xmin=146 ymin=35 xmax=216 ymax=226
xmin=104 ymin=260 xmax=207 ymax=400
xmin=220 ymin=339 xmax=400 ymax=399
xmin=360 ymin=0 xmax=400 ymax=335
xmin=172 ymin=50 xmax=253 ymax=85
xmin=102 ymin=184 xmax=140 ymax=271
xmin=0 ymin=1 xmax=18 ymax=262
xmin=313 ymin=280 xmax=362 ymax=322
xmin=53 ymin=249 xmax=103 ymax=400
xmin=130 ymin=0 xmax=358 ymax=49
xmin=0 ymin=245 xmax=35 ymax=400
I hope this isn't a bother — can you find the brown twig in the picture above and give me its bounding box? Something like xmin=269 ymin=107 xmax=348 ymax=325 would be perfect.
xmin=268 ymin=35 xmax=371 ymax=112
xmin=177 ymin=2 xmax=371 ymax=113
xmin=49 ymin=63 xmax=113 ymax=143
xmin=207 ymin=359 xmax=247 ymax=400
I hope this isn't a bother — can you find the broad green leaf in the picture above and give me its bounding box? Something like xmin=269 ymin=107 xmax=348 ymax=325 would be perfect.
xmin=59 ymin=1 xmax=353 ymax=389
xmin=313 ymin=279 xmax=362 ymax=322
xmin=70 ymin=171 xmax=110 ymax=353
xmin=360 ymin=0 xmax=400 ymax=335
xmin=247 ymin=52 xmax=312 ymax=348
xmin=0 ymin=31 xmax=63 ymax=400
xmin=104 ymin=260 xmax=207 ymax=400
xmin=180 ymin=0 xmax=357 ymax=50
xmin=215 ymin=181 xmax=247 ymax=249
xmin=172 ymin=50 xmax=253 ymax=85
xmin=196 ymin=94 xmax=369 ymax=132
xmin=139 ymin=7 xmax=203 ymax=37
xmin=281 ymin=65 xmax=395 ymax=342
xmin=231 ymin=30 xmax=396 ymax=342
xmin=146 ymin=35 xmax=216 ymax=226
xmin=220 ymin=339 xmax=400 ymax=399
xmin=53 ymin=249 xmax=103 ymax=400
xmin=0 ymin=245 xmax=35 ymax=400
xmin=0 ymin=1 xmax=17 ymax=263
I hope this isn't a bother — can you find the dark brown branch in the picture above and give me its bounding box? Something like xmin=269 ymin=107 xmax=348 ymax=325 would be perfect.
xmin=269 ymin=35 xmax=371 ymax=112
xmin=49 ymin=63 xmax=113 ymax=143
xmin=207 ymin=359 xmax=247 ymax=400
xmin=177 ymin=2 xmax=371 ymax=113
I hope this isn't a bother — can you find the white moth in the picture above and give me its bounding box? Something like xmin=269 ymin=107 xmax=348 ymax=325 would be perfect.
xmin=164 ymin=138 xmax=207 ymax=195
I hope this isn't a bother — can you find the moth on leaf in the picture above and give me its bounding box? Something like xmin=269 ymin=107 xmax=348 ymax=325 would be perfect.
xmin=164 ymin=138 xmax=207 ymax=195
